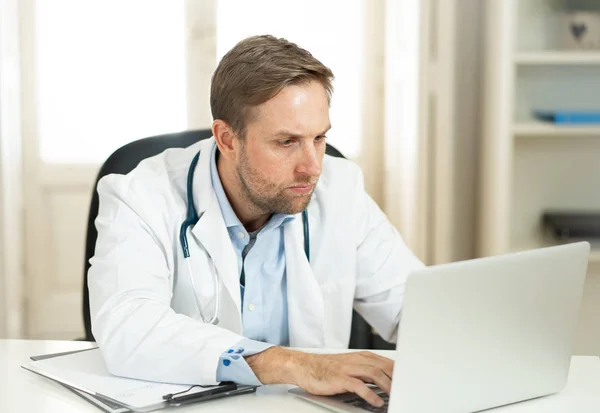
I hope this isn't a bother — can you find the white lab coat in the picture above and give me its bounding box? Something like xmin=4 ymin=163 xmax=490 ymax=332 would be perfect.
xmin=88 ymin=137 xmax=424 ymax=385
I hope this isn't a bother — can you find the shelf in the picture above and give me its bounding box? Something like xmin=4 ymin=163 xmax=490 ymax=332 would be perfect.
xmin=515 ymin=51 xmax=600 ymax=65
xmin=514 ymin=122 xmax=600 ymax=137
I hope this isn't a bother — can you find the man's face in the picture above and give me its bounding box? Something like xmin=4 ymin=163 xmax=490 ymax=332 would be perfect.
xmin=235 ymin=81 xmax=331 ymax=215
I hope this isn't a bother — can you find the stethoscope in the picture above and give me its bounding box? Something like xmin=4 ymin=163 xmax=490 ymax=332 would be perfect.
xmin=179 ymin=150 xmax=310 ymax=324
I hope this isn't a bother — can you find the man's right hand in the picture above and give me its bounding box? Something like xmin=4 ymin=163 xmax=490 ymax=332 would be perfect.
xmin=245 ymin=347 xmax=394 ymax=408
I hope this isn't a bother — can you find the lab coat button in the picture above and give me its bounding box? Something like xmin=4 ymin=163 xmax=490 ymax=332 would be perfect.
xmin=248 ymin=304 xmax=255 ymax=311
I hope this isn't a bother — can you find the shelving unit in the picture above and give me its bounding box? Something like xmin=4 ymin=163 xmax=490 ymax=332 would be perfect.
xmin=480 ymin=0 xmax=600 ymax=356
xmin=515 ymin=51 xmax=600 ymax=65
xmin=513 ymin=122 xmax=600 ymax=136
xmin=480 ymin=0 xmax=600 ymax=257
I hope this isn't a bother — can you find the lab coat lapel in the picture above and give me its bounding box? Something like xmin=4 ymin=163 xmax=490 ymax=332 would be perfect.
xmin=285 ymin=209 xmax=326 ymax=348
xmin=191 ymin=196 xmax=242 ymax=316
xmin=189 ymin=139 xmax=242 ymax=322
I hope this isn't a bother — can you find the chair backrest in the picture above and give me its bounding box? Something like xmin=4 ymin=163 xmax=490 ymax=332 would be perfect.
xmin=82 ymin=129 xmax=378 ymax=349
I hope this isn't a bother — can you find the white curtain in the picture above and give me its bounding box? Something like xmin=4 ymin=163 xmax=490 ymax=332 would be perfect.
xmin=0 ymin=0 xmax=24 ymax=338
xmin=383 ymin=0 xmax=484 ymax=264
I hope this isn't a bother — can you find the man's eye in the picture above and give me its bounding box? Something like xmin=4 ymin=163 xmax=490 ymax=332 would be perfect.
xmin=315 ymin=135 xmax=327 ymax=143
xmin=280 ymin=139 xmax=295 ymax=147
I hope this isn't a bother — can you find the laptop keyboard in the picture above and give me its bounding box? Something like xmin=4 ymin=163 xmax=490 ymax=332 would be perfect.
xmin=342 ymin=389 xmax=389 ymax=413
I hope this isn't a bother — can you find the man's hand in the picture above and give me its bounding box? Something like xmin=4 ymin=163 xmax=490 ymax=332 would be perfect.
xmin=246 ymin=347 xmax=394 ymax=408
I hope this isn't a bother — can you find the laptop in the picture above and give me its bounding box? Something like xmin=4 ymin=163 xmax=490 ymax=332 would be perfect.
xmin=290 ymin=242 xmax=590 ymax=413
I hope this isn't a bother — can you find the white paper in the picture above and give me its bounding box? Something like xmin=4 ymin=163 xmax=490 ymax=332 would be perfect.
xmin=22 ymin=348 xmax=213 ymax=410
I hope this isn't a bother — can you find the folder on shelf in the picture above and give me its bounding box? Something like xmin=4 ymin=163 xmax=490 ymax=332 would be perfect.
xmin=22 ymin=347 xmax=257 ymax=413
xmin=533 ymin=110 xmax=600 ymax=125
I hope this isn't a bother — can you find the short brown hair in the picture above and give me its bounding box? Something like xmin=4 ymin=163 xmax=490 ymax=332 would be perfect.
xmin=210 ymin=35 xmax=334 ymax=138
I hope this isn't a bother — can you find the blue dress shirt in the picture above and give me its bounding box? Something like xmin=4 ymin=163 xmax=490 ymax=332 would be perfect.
xmin=210 ymin=144 xmax=295 ymax=385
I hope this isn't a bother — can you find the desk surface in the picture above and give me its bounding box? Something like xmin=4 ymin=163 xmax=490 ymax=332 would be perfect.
xmin=1 ymin=339 xmax=599 ymax=413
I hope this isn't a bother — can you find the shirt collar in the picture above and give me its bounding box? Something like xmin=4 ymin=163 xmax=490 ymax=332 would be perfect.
xmin=209 ymin=143 xmax=296 ymax=230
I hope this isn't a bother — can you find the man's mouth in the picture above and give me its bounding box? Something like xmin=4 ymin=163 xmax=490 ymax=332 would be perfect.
xmin=288 ymin=184 xmax=314 ymax=194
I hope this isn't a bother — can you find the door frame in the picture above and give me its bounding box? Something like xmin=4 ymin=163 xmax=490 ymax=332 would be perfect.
xmin=0 ymin=0 xmax=25 ymax=338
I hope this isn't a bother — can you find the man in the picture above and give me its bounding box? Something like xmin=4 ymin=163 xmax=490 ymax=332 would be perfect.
xmin=89 ymin=35 xmax=424 ymax=408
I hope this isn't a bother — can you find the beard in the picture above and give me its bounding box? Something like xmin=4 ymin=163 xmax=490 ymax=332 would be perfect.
xmin=236 ymin=148 xmax=317 ymax=215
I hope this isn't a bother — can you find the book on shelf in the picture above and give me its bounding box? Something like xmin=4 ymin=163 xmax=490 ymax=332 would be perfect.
xmin=533 ymin=110 xmax=600 ymax=125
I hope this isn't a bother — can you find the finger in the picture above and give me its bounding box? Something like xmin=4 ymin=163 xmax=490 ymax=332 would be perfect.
xmin=345 ymin=378 xmax=384 ymax=408
xmin=356 ymin=351 xmax=395 ymax=379
xmin=342 ymin=351 xmax=394 ymax=379
xmin=348 ymin=365 xmax=392 ymax=394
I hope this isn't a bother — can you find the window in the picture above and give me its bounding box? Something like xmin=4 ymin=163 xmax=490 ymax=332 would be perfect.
xmin=35 ymin=0 xmax=186 ymax=164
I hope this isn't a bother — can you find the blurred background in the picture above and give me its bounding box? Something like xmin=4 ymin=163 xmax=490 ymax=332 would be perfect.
xmin=0 ymin=0 xmax=598 ymax=356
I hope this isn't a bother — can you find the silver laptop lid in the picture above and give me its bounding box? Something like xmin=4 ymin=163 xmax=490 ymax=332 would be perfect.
xmin=390 ymin=242 xmax=590 ymax=413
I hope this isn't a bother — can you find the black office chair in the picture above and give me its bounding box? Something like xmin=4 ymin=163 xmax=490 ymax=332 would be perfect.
xmin=82 ymin=129 xmax=387 ymax=350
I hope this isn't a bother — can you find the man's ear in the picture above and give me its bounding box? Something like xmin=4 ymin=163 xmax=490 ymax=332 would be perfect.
xmin=212 ymin=120 xmax=238 ymax=161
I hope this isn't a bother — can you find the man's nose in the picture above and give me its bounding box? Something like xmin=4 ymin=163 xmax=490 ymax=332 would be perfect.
xmin=296 ymin=144 xmax=322 ymax=177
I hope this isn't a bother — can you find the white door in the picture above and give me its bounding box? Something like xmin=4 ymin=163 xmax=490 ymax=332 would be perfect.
xmin=18 ymin=0 xmax=215 ymax=339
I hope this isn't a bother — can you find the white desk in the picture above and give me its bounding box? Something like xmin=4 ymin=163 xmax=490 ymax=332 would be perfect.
xmin=1 ymin=339 xmax=599 ymax=412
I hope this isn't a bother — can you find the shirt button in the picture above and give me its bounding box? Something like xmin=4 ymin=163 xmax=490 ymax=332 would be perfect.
xmin=237 ymin=232 xmax=245 ymax=239
xmin=248 ymin=304 xmax=255 ymax=311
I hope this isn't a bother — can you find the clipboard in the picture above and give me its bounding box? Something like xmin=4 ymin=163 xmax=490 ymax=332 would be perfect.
xmin=30 ymin=347 xmax=128 ymax=413
xmin=23 ymin=348 xmax=257 ymax=412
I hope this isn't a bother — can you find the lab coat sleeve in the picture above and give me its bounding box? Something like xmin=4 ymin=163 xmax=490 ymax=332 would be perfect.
xmin=216 ymin=339 xmax=273 ymax=385
xmin=88 ymin=173 xmax=246 ymax=385
xmin=351 ymin=168 xmax=425 ymax=343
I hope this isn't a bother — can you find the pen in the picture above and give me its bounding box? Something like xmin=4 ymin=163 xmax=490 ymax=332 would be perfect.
xmin=162 ymin=382 xmax=238 ymax=403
